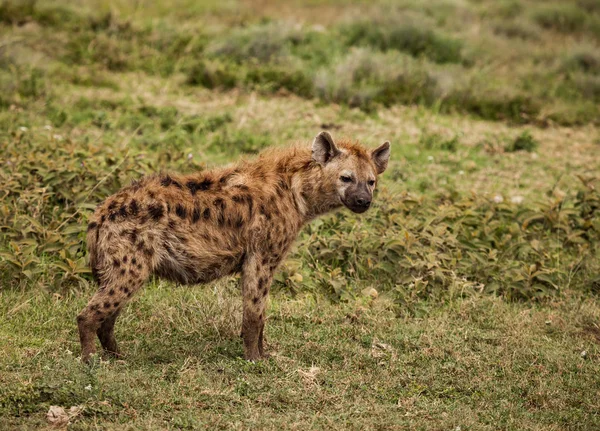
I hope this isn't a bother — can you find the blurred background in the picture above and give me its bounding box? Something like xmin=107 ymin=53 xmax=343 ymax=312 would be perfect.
xmin=1 ymin=0 xmax=598 ymax=299
xmin=1 ymin=1 xmax=600 ymax=429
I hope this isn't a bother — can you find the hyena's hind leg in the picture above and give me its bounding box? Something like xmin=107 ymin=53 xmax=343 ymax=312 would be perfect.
xmin=77 ymin=255 xmax=150 ymax=363
xmin=96 ymin=308 xmax=122 ymax=357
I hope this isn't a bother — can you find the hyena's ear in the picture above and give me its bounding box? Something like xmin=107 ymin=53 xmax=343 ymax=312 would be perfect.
xmin=371 ymin=141 xmax=391 ymax=174
xmin=312 ymin=131 xmax=340 ymax=166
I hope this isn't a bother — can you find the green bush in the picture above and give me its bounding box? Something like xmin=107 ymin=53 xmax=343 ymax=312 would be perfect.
xmin=186 ymin=59 xmax=238 ymax=89
xmin=562 ymin=49 xmax=600 ymax=74
xmin=315 ymin=49 xmax=439 ymax=111
xmin=342 ymin=20 xmax=463 ymax=64
xmin=285 ymin=182 xmax=600 ymax=303
xmin=505 ymin=130 xmax=538 ymax=152
xmin=533 ymin=4 xmax=588 ymax=33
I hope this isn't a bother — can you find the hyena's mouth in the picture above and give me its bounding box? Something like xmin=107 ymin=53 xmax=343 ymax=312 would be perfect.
xmin=342 ymin=199 xmax=371 ymax=214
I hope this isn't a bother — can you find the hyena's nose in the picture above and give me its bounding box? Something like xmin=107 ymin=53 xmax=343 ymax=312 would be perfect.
xmin=356 ymin=198 xmax=371 ymax=208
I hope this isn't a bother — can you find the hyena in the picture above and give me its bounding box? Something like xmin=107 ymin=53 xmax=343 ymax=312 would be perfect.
xmin=78 ymin=131 xmax=390 ymax=362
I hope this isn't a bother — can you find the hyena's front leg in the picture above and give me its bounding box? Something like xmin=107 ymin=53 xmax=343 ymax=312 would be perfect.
xmin=241 ymin=254 xmax=273 ymax=361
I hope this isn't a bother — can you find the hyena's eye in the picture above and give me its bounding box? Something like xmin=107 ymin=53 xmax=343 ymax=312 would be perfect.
xmin=368 ymin=180 xmax=375 ymax=186
xmin=340 ymin=175 xmax=353 ymax=183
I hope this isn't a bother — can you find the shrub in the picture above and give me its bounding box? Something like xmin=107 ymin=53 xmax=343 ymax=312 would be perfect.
xmin=186 ymin=59 xmax=238 ymax=89
xmin=315 ymin=49 xmax=439 ymax=111
xmin=505 ymin=130 xmax=538 ymax=152
xmin=443 ymin=85 xmax=541 ymax=123
xmin=287 ymin=182 xmax=600 ymax=303
xmin=532 ymin=4 xmax=588 ymax=33
xmin=245 ymin=63 xmax=313 ymax=97
xmin=562 ymin=49 xmax=600 ymax=75
xmin=342 ymin=19 xmax=463 ymax=64
xmin=205 ymin=23 xmax=304 ymax=64
xmin=493 ymin=20 xmax=540 ymax=40
xmin=575 ymin=74 xmax=600 ymax=102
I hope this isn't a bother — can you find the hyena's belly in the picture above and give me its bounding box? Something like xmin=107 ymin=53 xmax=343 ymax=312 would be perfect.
xmin=153 ymin=231 xmax=246 ymax=285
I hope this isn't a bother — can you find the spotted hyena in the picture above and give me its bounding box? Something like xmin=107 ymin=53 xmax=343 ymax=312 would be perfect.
xmin=78 ymin=131 xmax=390 ymax=362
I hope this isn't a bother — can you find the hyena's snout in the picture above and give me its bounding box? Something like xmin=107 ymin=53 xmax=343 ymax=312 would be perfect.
xmin=350 ymin=195 xmax=371 ymax=213
xmin=345 ymin=185 xmax=372 ymax=214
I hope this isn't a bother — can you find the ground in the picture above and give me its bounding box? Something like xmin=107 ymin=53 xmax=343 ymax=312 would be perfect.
xmin=1 ymin=0 xmax=600 ymax=429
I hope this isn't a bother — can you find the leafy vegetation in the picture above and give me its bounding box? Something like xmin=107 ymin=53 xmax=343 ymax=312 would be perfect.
xmin=1 ymin=0 xmax=600 ymax=428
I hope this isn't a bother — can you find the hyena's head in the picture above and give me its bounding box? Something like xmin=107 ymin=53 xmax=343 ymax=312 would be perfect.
xmin=312 ymin=131 xmax=391 ymax=214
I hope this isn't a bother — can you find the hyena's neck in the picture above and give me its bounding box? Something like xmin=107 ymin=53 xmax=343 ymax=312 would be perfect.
xmin=278 ymin=150 xmax=341 ymax=223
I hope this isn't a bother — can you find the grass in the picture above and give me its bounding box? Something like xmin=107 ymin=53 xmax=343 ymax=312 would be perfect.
xmin=1 ymin=0 xmax=600 ymax=428
xmin=2 ymin=286 xmax=600 ymax=430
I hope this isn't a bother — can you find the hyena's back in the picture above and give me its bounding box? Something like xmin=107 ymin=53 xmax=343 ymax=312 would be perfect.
xmin=86 ymin=168 xmax=271 ymax=287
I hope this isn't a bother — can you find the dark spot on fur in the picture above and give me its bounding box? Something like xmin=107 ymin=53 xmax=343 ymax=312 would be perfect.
xmin=108 ymin=212 xmax=117 ymax=222
xmin=104 ymin=302 xmax=111 ymax=308
xmin=214 ymin=198 xmax=226 ymax=225
xmin=114 ymin=302 xmax=119 ymax=307
xmin=175 ymin=204 xmax=187 ymax=219
xmin=132 ymin=257 xmax=137 ymax=265
xmin=262 ymin=257 xmax=269 ymax=266
xmin=259 ymin=277 xmax=266 ymax=291
xmin=118 ymin=205 xmax=128 ymax=218
xmin=203 ymin=208 xmax=210 ymax=219
xmin=92 ymin=266 xmax=100 ymax=282
xmin=123 ymin=256 xmax=128 ymax=264
xmin=143 ymin=247 xmax=154 ymax=257
xmin=186 ymin=178 xmax=212 ymax=195
xmin=87 ymin=222 xmax=98 ymax=231
xmin=263 ymin=288 xmax=268 ymax=297
xmin=112 ymin=259 xmax=120 ymax=268
xmin=161 ymin=175 xmax=182 ymax=189
xmin=108 ymin=201 xmax=116 ymax=211
xmin=253 ymin=297 xmax=259 ymax=305
xmin=109 ymin=289 xmax=115 ymax=295
xmin=100 ymin=215 xmax=106 ymax=224
xmin=148 ymin=191 xmax=155 ymax=199
xmin=234 ymin=184 xmax=249 ymax=191
xmin=120 ymin=268 xmax=126 ymax=276
xmin=148 ymin=203 xmax=164 ymax=220
xmin=168 ymin=219 xmax=177 ymax=230
xmin=192 ymin=206 xmax=201 ymax=223
xmin=259 ymin=205 xmax=271 ymax=220
xmin=234 ymin=216 xmax=244 ymax=229
xmin=123 ymin=287 xmax=129 ymax=294
xmin=129 ymin=200 xmax=139 ymax=216
xmin=137 ymin=263 xmax=142 ymax=270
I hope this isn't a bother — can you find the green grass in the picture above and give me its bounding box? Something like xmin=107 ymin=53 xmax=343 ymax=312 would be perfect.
xmin=1 ymin=0 xmax=600 ymax=428
xmin=2 ymin=286 xmax=600 ymax=430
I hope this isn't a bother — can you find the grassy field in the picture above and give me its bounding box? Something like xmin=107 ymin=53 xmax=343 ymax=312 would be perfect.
xmin=1 ymin=0 xmax=600 ymax=429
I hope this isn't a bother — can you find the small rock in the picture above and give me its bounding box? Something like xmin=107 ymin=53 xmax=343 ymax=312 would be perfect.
xmin=46 ymin=406 xmax=69 ymax=427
